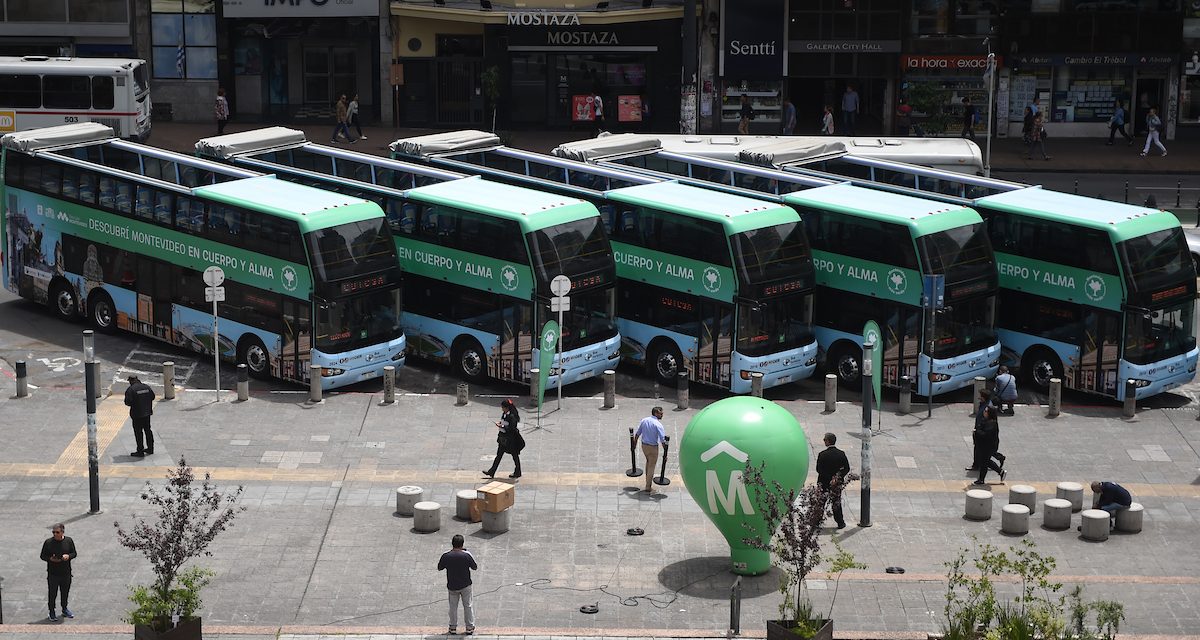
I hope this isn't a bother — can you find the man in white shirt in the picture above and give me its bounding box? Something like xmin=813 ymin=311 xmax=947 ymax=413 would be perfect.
xmin=633 ymin=406 xmax=665 ymax=493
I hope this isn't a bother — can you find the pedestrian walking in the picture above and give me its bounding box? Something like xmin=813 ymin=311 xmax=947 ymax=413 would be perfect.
xmin=124 ymin=375 xmax=155 ymax=457
xmin=971 ymin=395 xmax=1006 ymax=485
xmin=348 ymin=93 xmax=365 ymax=140
xmin=438 ymin=534 xmax=477 ymax=635
xmin=820 ymin=105 xmax=835 ymax=135
xmin=331 ymin=94 xmax=356 ymax=144
xmin=894 ymin=98 xmax=912 ymax=136
xmin=483 ymin=398 xmax=523 ymax=479
xmin=1140 ymin=107 xmax=1166 ymax=157
xmin=633 ymin=406 xmax=666 ymax=493
xmin=214 ymin=88 xmax=229 ymax=135
xmin=815 ymin=432 xmax=851 ymax=529
xmin=1107 ymin=99 xmax=1133 ymax=145
xmin=992 ymin=365 xmax=1017 ymax=415
xmin=781 ymin=98 xmax=797 ymax=135
xmin=40 ymin=522 xmax=77 ymax=622
xmin=961 ymin=97 xmax=977 ymax=141
xmin=1023 ymin=110 xmax=1050 ymax=160
xmin=1028 ymin=96 xmax=1040 ymax=117
xmin=841 ymin=84 xmax=859 ymax=136
xmin=737 ymin=95 xmax=753 ymax=135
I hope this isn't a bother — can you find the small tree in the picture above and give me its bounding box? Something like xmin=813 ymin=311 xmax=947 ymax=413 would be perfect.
xmin=481 ymin=65 xmax=501 ymax=133
xmin=114 ymin=457 xmax=245 ymax=629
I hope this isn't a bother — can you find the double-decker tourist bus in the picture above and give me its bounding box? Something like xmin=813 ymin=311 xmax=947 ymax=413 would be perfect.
xmin=390 ymin=130 xmax=819 ymax=394
xmin=745 ymin=153 xmax=1197 ymax=399
xmin=1 ymin=123 xmax=405 ymax=389
xmin=196 ymin=128 xmax=620 ymax=386
xmin=0 ymin=56 xmax=152 ymax=141
xmin=564 ymin=146 xmax=1000 ymax=395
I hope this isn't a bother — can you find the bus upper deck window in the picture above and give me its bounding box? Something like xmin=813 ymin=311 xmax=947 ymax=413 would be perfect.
xmin=77 ymin=172 xmax=95 ymax=204
xmin=62 ymin=168 xmax=79 ymax=199
xmin=599 ymin=204 xmax=615 ymax=235
xmin=155 ymin=192 xmax=173 ymax=225
xmin=115 ymin=183 xmax=132 ymax=214
xmin=620 ymin=209 xmax=636 ymax=235
xmin=421 ymin=206 xmax=438 ymax=234
xmin=99 ymin=177 xmax=115 ymax=208
xmin=135 ymin=187 xmax=154 ymax=220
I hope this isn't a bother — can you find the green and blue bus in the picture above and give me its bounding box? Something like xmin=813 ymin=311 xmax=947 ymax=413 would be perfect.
xmin=196 ymin=128 xmax=621 ymax=386
xmin=390 ymin=131 xmax=819 ymax=393
xmin=1 ymin=123 xmax=405 ymax=389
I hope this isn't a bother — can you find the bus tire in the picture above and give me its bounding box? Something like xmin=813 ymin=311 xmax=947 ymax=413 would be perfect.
xmin=238 ymin=336 xmax=271 ymax=380
xmin=647 ymin=340 xmax=682 ymax=387
xmin=829 ymin=342 xmax=862 ymax=387
xmin=1022 ymin=348 xmax=1062 ymax=392
xmin=452 ymin=338 xmax=487 ymax=383
xmin=88 ymin=291 xmax=117 ymax=333
xmin=49 ymin=280 xmax=79 ymax=322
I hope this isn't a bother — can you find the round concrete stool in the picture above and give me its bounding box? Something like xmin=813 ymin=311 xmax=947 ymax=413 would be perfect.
xmin=1001 ymin=504 xmax=1030 ymax=535
xmin=395 ymin=485 xmax=424 ymax=516
xmin=482 ymin=508 xmax=511 ymax=533
xmin=965 ymin=489 xmax=993 ymax=521
xmin=1009 ymin=484 xmax=1037 ymax=514
xmin=1080 ymin=509 xmax=1110 ymax=541
xmin=1115 ymin=502 xmax=1144 ymax=533
xmin=413 ymin=501 xmax=442 ymax=532
xmin=1056 ymin=482 xmax=1084 ymax=512
xmin=455 ymin=489 xmax=478 ymax=521
xmin=1042 ymin=498 xmax=1073 ymax=530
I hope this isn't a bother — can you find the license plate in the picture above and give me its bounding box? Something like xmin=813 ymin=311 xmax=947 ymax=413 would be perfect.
xmin=777 ymin=375 xmax=791 ymax=384
xmin=578 ymin=369 xmax=593 ymax=379
xmin=360 ymin=370 xmax=378 ymax=381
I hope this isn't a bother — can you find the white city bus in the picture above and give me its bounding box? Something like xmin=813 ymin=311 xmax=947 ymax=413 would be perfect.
xmin=0 ymin=56 xmax=151 ymax=141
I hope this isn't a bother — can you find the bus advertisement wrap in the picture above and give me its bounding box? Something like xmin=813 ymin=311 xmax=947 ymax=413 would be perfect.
xmin=995 ymin=254 xmax=1123 ymax=312
xmin=811 ymin=250 xmax=922 ymax=306
xmin=396 ymin=239 xmax=533 ymax=300
xmin=612 ymin=242 xmax=736 ymax=303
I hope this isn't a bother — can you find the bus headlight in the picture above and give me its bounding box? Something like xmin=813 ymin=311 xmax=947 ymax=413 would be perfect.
xmin=1130 ymin=378 xmax=1153 ymax=388
xmin=392 ymin=351 xmax=405 ymax=361
xmin=805 ymin=357 xmax=817 ymax=366
xmin=930 ymin=373 xmax=953 ymax=382
xmin=739 ymin=370 xmax=759 ymax=381
xmin=990 ymin=358 xmax=1000 ymax=367
xmin=1189 ymin=361 xmax=1197 ymax=373
xmin=609 ymin=350 xmax=621 ymax=360
xmin=323 ymin=368 xmax=345 ymax=377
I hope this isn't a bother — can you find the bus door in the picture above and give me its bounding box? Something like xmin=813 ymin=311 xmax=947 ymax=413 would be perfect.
xmin=697 ymin=301 xmax=732 ymax=386
xmin=1081 ymin=309 xmax=1120 ymax=395
xmin=281 ymin=298 xmax=312 ymax=382
xmin=136 ymin=256 xmax=172 ymax=339
xmin=882 ymin=304 xmax=922 ymax=388
xmin=497 ymin=300 xmax=533 ymax=383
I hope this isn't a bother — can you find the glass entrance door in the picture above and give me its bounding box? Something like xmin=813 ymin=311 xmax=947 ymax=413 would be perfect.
xmin=303 ymin=47 xmax=357 ymax=105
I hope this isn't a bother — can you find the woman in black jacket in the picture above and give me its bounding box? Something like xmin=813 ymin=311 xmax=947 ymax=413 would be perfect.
xmin=484 ymin=399 xmax=524 ymax=479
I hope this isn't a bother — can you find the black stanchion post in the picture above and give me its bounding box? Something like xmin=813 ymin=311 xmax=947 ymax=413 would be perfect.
xmin=1124 ymin=181 xmax=1129 ymax=204
xmin=15 ymin=360 xmax=27 ymax=398
xmin=1073 ymin=180 xmax=1078 ymax=195
xmin=626 ymin=427 xmax=643 ymax=477
xmin=728 ymin=576 xmax=742 ymax=637
xmin=83 ymin=331 xmax=100 ymax=514
xmin=1177 ymin=180 xmax=1182 ymax=208
xmin=653 ymin=435 xmax=671 ymax=486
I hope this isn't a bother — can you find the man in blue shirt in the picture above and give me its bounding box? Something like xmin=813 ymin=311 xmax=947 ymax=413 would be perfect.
xmin=634 ymin=406 xmax=666 ymax=493
xmin=841 ymin=85 xmax=860 ymax=136
xmin=438 ymin=534 xmax=478 ymax=635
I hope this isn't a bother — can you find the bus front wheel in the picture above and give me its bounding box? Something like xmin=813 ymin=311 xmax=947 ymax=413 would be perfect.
xmin=452 ymin=338 xmax=487 ymax=383
xmin=829 ymin=344 xmax=862 ymax=387
xmin=1022 ymin=349 xmax=1062 ymax=392
xmin=648 ymin=341 xmax=682 ymax=386
xmin=238 ymin=337 xmax=271 ymax=380
xmin=88 ymin=292 xmax=117 ymax=333
xmin=50 ymin=282 xmax=79 ymax=321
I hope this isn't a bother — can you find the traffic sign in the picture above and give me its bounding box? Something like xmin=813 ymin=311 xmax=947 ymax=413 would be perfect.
xmin=203 ymin=266 xmax=225 ymax=287
xmin=550 ymin=296 xmax=570 ymax=312
xmin=205 ymin=286 xmax=226 ymax=303
xmin=550 ymin=275 xmax=572 ymax=297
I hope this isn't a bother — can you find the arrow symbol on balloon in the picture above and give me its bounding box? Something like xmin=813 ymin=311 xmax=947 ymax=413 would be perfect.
xmin=700 ymin=440 xmax=749 ymax=463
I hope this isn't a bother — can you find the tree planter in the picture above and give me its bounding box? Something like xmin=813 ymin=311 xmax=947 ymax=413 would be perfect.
xmin=133 ymin=617 xmax=202 ymax=640
xmin=766 ymin=618 xmax=833 ymax=640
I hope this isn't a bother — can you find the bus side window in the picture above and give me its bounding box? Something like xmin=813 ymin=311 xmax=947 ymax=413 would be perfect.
xmin=40 ymin=164 xmax=61 ymax=196
xmin=176 ymin=197 xmax=202 ymax=234
xmin=115 ymin=181 xmax=133 ymax=215
xmin=91 ymin=76 xmax=115 ymax=110
xmin=62 ymin=167 xmax=79 ymax=200
xmin=421 ymin=206 xmax=438 ymax=235
xmin=135 ymin=186 xmax=155 ymax=221
xmin=620 ymin=209 xmax=637 ymax=239
xmin=77 ymin=171 xmax=96 ymax=204
xmin=155 ymin=191 xmax=174 ymax=226
xmin=99 ymin=177 xmax=115 ymax=209
xmin=599 ymin=204 xmax=615 ymax=235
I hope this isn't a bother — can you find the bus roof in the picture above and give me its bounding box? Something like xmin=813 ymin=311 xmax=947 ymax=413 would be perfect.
xmin=552 ymin=134 xmax=662 ymax=162
xmin=783 ymin=183 xmax=981 ymax=236
xmin=0 ymin=56 xmax=144 ymax=75
xmin=194 ymin=176 xmax=381 ymax=231
xmin=606 ymin=181 xmax=799 ymax=234
xmin=1 ymin=122 xmax=116 ymax=152
xmin=195 ymin=127 xmax=308 ymax=159
xmin=389 ymin=129 xmax=501 ymax=157
xmin=976 ymin=187 xmax=1179 ymax=242
xmin=405 ymin=176 xmax=599 ymax=228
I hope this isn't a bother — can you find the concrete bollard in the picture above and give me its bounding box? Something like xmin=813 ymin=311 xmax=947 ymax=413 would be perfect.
xmin=236 ymin=364 xmax=248 ymax=402
xmin=413 ymin=501 xmax=442 ymax=532
xmin=751 ymin=372 xmax=764 ymax=398
xmin=1001 ymin=504 xmax=1030 ymax=535
xmin=162 ymin=361 xmax=175 ymax=400
xmin=603 ymin=369 xmax=616 ymax=409
xmin=965 ymin=489 xmax=993 ymax=521
xmin=455 ymin=489 xmax=478 ymax=521
xmin=1042 ymin=498 xmax=1073 ymax=530
xmin=482 ymin=507 xmax=511 ymax=533
xmin=15 ymin=360 xmax=28 ymax=398
xmin=382 ymin=365 xmax=395 ymax=405
xmin=456 ymin=383 xmax=469 ymax=406
xmin=308 ymin=363 xmax=323 ymax=403
xmin=1056 ymin=482 xmax=1084 ymax=512
xmin=1080 ymin=509 xmax=1110 ymax=541
xmin=824 ymin=374 xmax=837 ymax=412
xmin=676 ymin=370 xmax=689 ymax=410
xmin=899 ymin=375 xmax=911 ymax=414
xmin=1048 ymin=377 xmax=1061 ymax=417
xmin=395 ymin=486 xmax=425 ymax=516
xmin=529 ymin=368 xmax=540 ymax=408
xmin=1115 ymin=502 xmax=1144 ymax=533
xmin=1009 ymin=484 xmax=1037 ymax=514
xmin=1122 ymin=379 xmax=1137 ymax=418
xmin=972 ymin=376 xmax=987 ymax=415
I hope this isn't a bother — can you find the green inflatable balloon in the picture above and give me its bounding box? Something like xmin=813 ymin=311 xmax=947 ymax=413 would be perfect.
xmin=678 ymin=397 xmax=809 ymax=575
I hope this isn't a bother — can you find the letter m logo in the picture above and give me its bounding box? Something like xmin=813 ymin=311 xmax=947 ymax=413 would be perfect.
xmin=705 ymin=469 xmax=754 ymax=515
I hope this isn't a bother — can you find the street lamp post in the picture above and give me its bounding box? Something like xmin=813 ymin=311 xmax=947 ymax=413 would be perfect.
xmin=984 ymin=51 xmax=997 ymax=178
xmin=83 ymin=330 xmax=100 ymax=514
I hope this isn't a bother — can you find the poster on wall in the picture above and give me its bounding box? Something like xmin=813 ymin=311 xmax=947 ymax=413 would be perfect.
xmin=234 ymin=42 xmax=262 ymax=76
xmin=618 ymin=95 xmax=643 ymax=122
xmin=572 ymin=95 xmax=595 ymax=122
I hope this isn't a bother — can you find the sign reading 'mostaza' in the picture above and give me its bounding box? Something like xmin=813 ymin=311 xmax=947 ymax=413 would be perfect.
xmin=612 ymin=242 xmax=734 ymax=303
xmin=812 ymin=250 xmax=921 ymax=306
xmin=996 ymin=253 xmax=1124 ymax=312
xmin=396 ymin=238 xmax=534 ymax=299
xmin=17 ymin=190 xmax=311 ymax=296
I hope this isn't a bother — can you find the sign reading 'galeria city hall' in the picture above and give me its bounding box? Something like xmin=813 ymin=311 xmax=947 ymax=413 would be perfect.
xmin=719 ymin=0 xmax=787 ymax=79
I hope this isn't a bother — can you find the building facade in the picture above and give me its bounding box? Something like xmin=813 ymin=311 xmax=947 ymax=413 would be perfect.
xmin=0 ymin=0 xmax=134 ymax=57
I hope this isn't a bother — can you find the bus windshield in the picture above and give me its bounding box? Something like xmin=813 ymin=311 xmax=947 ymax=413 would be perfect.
xmin=540 ymin=286 xmax=617 ymax=351
xmin=731 ymin=221 xmax=813 ymax=287
xmin=736 ymin=292 xmax=814 ymax=356
xmin=132 ymin=62 xmax=149 ymax=95
xmin=528 ymin=216 xmax=613 ymax=286
xmin=1125 ymin=299 xmax=1196 ymax=365
xmin=1118 ymin=227 xmax=1193 ymax=299
xmin=316 ymin=288 xmax=402 ymax=353
xmin=931 ymin=294 xmax=996 ymax=358
xmin=306 ymin=218 xmax=397 ymax=283
xmin=917 ymin=223 xmax=994 ymax=285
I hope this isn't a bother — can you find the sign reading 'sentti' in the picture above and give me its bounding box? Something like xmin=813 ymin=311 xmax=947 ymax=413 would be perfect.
xmin=719 ymin=0 xmax=787 ymax=79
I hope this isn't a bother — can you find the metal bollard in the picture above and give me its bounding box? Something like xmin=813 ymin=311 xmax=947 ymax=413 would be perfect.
xmin=1123 ymin=379 xmax=1137 ymax=418
xmin=382 ymin=365 xmax=395 ymax=405
xmin=728 ymin=575 xmax=742 ymax=638
xmin=529 ymin=368 xmax=540 ymax=408
xmin=676 ymin=370 xmax=689 ymax=410
xmin=1048 ymin=377 xmax=1061 ymax=418
xmin=457 ymin=383 xmax=469 ymax=406
xmin=603 ymin=369 xmax=616 ymax=409
xmin=15 ymin=360 xmax=28 ymax=398
xmin=308 ymin=363 xmax=322 ymax=403
xmin=899 ymin=375 xmax=911 ymax=414
xmin=824 ymin=373 xmax=837 ymax=412
xmin=162 ymin=361 xmax=175 ymax=400
xmin=236 ymin=364 xmax=249 ymax=402
xmin=751 ymin=372 xmax=764 ymax=397
xmin=1073 ymin=180 xmax=1078 ymax=194
xmin=972 ymin=376 xmax=987 ymax=416
xmin=1124 ymin=181 xmax=1129 ymax=204
xmin=1177 ymin=180 xmax=1182 ymax=208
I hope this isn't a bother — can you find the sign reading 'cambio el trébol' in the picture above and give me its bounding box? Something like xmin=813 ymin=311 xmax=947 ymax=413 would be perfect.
xmin=719 ymin=0 xmax=787 ymax=79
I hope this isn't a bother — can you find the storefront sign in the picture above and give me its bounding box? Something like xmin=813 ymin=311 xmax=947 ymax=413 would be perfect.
xmin=572 ymin=95 xmax=596 ymax=122
xmin=222 ymin=0 xmax=376 ymax=18
xmin=507 ymin=12 xmax=581 ymax=26
xmin=618 ymin=95 xmax=643 ymax=122
xmin=793 ymin=40 xmax=900 ymax=53
xmin=505 ymin=21 xmax=661 ymax=51
xmin=720 ymin=0 xmax=786 ymax=79
xmin=902 ymin=54 xmax=1003 ymax=70
xmin=1015 ymin=53 xmax=1176 ymax=67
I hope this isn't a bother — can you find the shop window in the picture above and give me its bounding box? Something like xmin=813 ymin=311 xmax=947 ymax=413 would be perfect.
xmin=6 ymin=0 xmax=66 ymax=21
xmin=67 ymin=0 xmax=127 ymax=21
xmin=151 ymin=0 xmax=217 ymax=79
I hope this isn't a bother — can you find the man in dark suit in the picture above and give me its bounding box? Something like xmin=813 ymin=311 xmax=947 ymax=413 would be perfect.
xmin=816 ymin=432 xmax=851 ymax=529
xmin=124 ymin=375 xmax=155 ymax=457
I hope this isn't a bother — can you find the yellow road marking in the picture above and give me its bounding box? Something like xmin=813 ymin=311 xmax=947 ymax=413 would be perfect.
xmin=53 ymin=393 xmax=129 ymax=471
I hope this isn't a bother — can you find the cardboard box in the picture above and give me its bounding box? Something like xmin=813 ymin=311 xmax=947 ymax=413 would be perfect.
xmin=468 ymin=498 xmax=482 ymax=523
xmin=477 ymin=481 xmax=514 ymax=513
